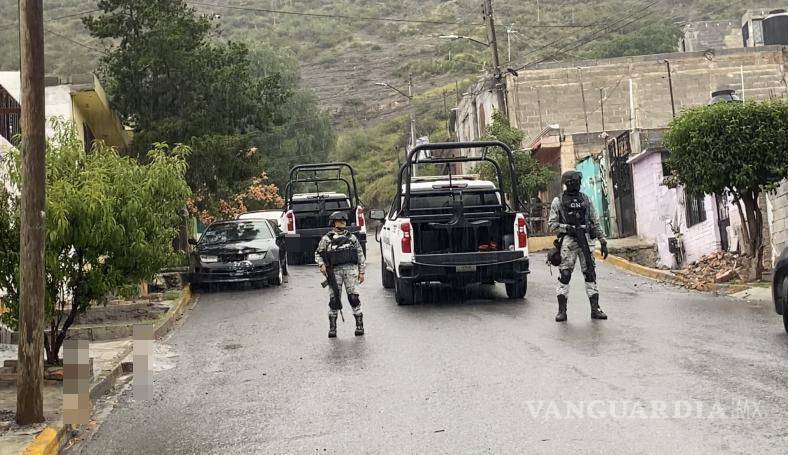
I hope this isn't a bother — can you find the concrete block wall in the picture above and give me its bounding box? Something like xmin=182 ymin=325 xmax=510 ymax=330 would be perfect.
xmin=506 ymin=46 xmax=788 ymax=140
xmin=680 ymin=21 xmax=743 ymax=52
xmin=767 ymin=180 xmax=788 ymax=262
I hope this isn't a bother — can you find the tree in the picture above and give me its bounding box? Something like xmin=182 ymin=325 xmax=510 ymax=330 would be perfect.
xmin=0 ymin=120 xmax=191 ymax=364
xmin=664 ymin=100 xmax=788 ymax=281
xmin=475 ymin=111 xmax=554 ymax=204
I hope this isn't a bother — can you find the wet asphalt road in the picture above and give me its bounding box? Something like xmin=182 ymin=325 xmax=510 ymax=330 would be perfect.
xmin=78 ymin=240 xmax=788 ymax=454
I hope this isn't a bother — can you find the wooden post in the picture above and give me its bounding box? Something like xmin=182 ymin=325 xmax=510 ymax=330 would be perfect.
xmin=16 ymin=0 xmax=46 ymax=425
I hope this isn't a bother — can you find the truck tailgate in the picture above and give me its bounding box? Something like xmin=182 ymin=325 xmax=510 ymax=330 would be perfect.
xmin=414 ymin=251 xmax=525 ymax=267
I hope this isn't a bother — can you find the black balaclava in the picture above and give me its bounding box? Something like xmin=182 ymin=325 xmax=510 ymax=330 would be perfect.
xmin=562 ymin=171 xmax=582 ymax=195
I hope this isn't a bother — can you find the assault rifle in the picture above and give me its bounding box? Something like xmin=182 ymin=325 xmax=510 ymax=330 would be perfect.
xmin=567 ymin=224 xmax=595 ymax=273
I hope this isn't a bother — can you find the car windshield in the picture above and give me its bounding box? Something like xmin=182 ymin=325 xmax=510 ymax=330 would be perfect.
xmin=200 ymin=221 xmax=272 ymax=244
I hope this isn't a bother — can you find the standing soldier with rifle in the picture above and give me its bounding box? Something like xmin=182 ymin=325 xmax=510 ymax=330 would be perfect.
xmin=316 ymin=211 xmax=366 ymax=338
xmin=548 ymin=171 xmax=610 ymax=322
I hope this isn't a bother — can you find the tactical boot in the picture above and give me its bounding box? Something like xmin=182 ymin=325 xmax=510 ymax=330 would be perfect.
xmin=328 ymin=315 xmax=338 ymax=338
xmin=555 ymin=295 xmax=568 ymax=322
xmin=590 ymin=295 xmax=608 ymax=320
xmin=354 ymin=314 xmax=365 ymax=336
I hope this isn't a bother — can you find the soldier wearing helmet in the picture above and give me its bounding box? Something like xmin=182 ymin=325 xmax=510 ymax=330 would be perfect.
xmin=315 ymin=211 xmax=366 ymax=338
xmin=548 ymin=170 xmax=609 ymax=322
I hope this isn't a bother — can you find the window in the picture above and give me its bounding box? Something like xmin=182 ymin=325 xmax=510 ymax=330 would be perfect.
xmin=685 ymin=192 xmax=707 ymax=227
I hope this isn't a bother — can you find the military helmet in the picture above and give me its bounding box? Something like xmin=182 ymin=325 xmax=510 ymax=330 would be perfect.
xmin=329 ymin=211 xmax=349 ymax=226
xmin=561 ymin=170 xmax=582 ymax=185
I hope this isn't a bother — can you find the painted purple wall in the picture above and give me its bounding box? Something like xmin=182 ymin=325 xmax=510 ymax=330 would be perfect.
xmin=631 ymin=151 xmax=722 ymax=268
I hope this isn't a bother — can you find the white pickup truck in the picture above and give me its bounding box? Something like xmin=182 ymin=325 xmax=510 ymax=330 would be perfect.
xmin=370 ymin=141 xmax=530 ymax=305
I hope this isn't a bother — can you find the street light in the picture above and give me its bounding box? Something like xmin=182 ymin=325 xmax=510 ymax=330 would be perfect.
xmin=439 ymin=34 xmax=490 ymax=47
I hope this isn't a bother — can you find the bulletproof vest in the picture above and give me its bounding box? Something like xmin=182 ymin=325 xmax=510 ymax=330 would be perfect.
xmin=325 ymin=232 xmax=359 ymax=266
xmin=560 ymin=192 xmax=588 ymax=226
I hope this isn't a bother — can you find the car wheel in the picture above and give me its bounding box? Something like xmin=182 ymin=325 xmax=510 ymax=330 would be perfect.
xmin=281 ymin=255 xmax=289 ymax=276
xmin=783 ymin=286 xmax=788 ymax=334
xmin=395 ymin=277 xmax=415 ymax=305
xmin=270 ymin=263 xmax=283 ymax=286
xmin=505 ymin=277 xmax=528 ymax=299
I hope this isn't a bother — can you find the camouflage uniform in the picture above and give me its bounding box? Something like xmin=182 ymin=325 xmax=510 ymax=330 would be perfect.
xmin=548 ymin=193 xmax=606 ymax=299
xmin=315 ymin=230 xmax=366 ymax=317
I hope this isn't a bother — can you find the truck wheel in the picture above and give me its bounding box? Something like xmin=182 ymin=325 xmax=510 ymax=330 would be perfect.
xmin=395 ymin=278 xmax=415 ymax=305
xmin=506 ymin=277 xmax=528 ymax=299
xmin=287 ymin=251 xmax=304 ymax=265
xmin=382 ymin=263 xmax=395 ymax=289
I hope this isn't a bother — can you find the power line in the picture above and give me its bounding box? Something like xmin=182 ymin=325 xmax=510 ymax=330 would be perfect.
xmin=44 ymin=29 xmax=105 ymax=55
xmin=0 ymin=8 xmax=101 ymax=30
xmin=187 ymin=1 xmax=484 ymax=26
xmin=510 ymin=0 xmax=661 ymax=72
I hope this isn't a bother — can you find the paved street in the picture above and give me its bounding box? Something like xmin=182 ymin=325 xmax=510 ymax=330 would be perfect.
xmin=77 ymin=241 xmax=788 ymax=454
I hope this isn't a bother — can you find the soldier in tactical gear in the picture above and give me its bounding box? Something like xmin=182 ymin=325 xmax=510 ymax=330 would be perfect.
xmin=315 ymin=211 xmax=366 ymax=338
xmin=548 ymin=170 xmax=610 ymax=322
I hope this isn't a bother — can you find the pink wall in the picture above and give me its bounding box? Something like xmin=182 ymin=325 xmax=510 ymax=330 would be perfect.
xmin=631 ymin=150 xmax=722 ymax=268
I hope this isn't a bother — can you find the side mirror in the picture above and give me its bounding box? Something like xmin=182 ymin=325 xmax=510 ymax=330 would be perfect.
xmin=188 ymin=238 xmax=198 ymax=246
xmin=369 ymin=209 xmax=386 ymax=221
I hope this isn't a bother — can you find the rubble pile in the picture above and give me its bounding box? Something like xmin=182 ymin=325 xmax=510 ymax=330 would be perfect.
xmin=673 ymin=251 xmax=748 ymax=291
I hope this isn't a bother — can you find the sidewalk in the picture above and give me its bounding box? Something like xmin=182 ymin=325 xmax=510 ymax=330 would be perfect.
xmin=0 ymin=286 xmax=191 ymax=455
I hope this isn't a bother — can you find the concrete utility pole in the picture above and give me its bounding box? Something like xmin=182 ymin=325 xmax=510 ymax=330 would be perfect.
xmin=408 ymin=73 xmax=416 ymax=151
xmin=17 ymin=0 xmax=46 ymax=425
xmin=483 ymin=0 xmax=507 ymax=117
xmin=483 ymin=0 xmax=502 ymax=79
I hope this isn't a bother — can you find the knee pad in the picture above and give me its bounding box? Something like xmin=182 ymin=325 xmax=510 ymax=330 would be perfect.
xmin=329 ymin=296 xmax=342 ymax=310
xmin=558 ymin=269 xmax=572 ymax=285
xmin=584 ymin=269 xmax=596 ymax=283
xmin=348 ymin=294 xmax=361 ymax=308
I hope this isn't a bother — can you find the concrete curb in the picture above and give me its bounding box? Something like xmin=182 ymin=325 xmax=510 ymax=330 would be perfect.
xmin=22 ymin=426 xmax=68 ymax=455
xmin=20 ymin=286 xmax=192 ymax=455
xmin=529 ymin=236 xmax=557 ymax=253
xmin=595 ymin=251 xmax=677 ymax=283
xmin=594 ymin=252 xmax=755 ymax=295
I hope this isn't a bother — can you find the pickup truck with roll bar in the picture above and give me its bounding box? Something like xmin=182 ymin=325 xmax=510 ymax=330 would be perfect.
xmin=281 ymin=162 xmax=366 ymax=265
xmin=370 ymin=141 xmax=529 ymax=305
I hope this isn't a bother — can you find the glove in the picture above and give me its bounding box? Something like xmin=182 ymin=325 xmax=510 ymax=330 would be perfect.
xmin=600 ymin=240 xmax=609 ymax=259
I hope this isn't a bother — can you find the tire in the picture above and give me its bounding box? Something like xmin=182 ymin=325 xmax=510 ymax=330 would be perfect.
xmin=382 ymin=263 xmax=395 ymax=289
xmin=506 ymin=277 xmax=528 ymax=299
xmin=287 ymin=251 xmax=304 ymax=266
xmin=270 ymin=263 xmax=283 ymax=286
xmin=281 ymin=254 xmax=288 ymax=276
xmin=783 ymin=285 xmax=788 ymax=334
xmin=380 ymin=243 xmax=395 ymax=289
xmin=395 ymin=277 xmax=415 ymax=305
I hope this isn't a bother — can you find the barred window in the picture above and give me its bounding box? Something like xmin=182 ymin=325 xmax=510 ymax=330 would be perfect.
xmin=686 ymin=192 xmax=707 ymax=227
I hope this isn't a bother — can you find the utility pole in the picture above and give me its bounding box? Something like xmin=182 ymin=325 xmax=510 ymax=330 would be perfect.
xmin=483 ymin=0 xmax=502 ymax=79
xmin=17 ymin=0 xmax=46 ymax=425
xmin=505 ymin=25 xmax=518 ymax=63
xmin=408 ymin=73 xmax=418 ymax=177
xmin=664 ymin=59 xmax=676 ymax=118
xmin=483 ymin=0 xmax=507 ymax=116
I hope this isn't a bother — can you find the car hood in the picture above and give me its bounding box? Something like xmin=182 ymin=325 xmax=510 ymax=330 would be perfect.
xmin=196 ymin=239 xmax=275 ymax=255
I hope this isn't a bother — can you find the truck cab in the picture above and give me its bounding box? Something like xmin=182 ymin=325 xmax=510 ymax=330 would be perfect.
xmin=372 ymin=141 xmax=529 ymax=305
xmin=282 ymin=163 xmax=366 ymax=264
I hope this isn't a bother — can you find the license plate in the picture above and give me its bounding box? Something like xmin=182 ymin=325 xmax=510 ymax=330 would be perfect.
xmin=456 ymin=265 xmax=477 ymax=273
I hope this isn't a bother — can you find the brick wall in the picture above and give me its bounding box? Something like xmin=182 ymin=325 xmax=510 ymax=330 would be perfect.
xmin=506 ymin=46 xmax=788 ymax=140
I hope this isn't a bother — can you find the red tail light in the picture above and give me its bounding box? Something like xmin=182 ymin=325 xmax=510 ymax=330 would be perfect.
xmin=286 ymin=211 xmax=295 ymax=232
xmin=517 ymin=217 xmax=528 ymax=248
xmin=357 ymin=206 xmax=365 ymax=228
xmin=401 ymin=222 xmax=412 ymax=254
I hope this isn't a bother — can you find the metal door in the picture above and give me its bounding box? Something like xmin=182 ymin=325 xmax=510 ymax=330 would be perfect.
xmin=715 ymin=194 xmax=730 ymax=251
xmin=609 ymin=132 xmax=637 ymax=238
